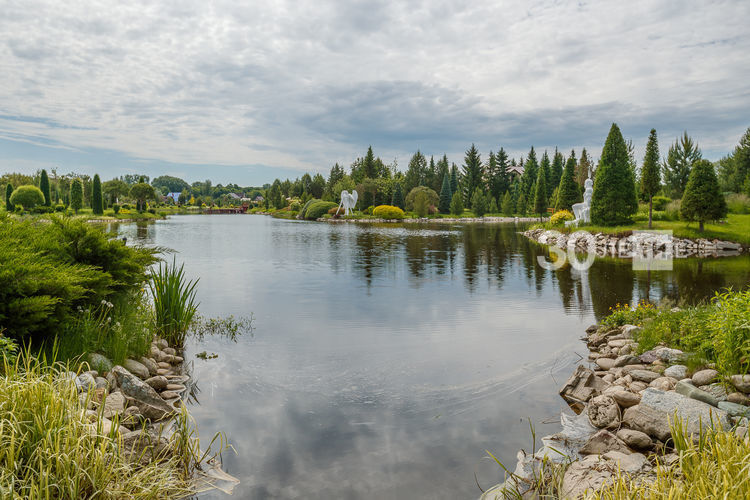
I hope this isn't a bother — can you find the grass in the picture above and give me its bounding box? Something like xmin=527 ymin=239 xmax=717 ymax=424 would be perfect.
xmin=149 ymin=258 xmax=199 ymax=347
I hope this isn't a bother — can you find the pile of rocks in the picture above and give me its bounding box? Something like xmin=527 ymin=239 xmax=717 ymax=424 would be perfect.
xmin=66 ymin=338 xmax=189 ymax=465
xmin=523 ymin=228 xmax=744 ymax=258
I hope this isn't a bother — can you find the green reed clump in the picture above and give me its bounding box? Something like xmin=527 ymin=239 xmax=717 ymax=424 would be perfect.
xmin=149 ymin=258 xmax=199 ymax=346
xmin=0 ymin=353 xmax=193 ymax=499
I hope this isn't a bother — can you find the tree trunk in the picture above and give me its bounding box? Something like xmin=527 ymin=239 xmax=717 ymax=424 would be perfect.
xmin=699 ymin=220 xmax=704 ymax=232
xmin=648 ymin=196 xmax=653 ymax=229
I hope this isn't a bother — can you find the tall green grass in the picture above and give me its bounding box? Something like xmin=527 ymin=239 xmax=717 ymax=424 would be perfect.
xmin=149 ymin=259 xmax=199 ymax=347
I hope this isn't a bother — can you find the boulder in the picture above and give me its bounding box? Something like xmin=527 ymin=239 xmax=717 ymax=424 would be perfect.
xmin=630 ymin=381 xmax=649 ymax=392
xmin=561 ymin=455 xmax=616 ymax=499
xmin=640 ymin=347 xmax=684 ymax=364
xmin=692 ymin=369 xmax=719 ymax=387
xmin=120 ymin=406 xmax=142 ymax=429
xmin=111 ymin=366 xmax=176 ymax=421
xmin=621 ymin=325 xmax=641 ymax=338
xmin=629 ymin=370 xmax=661 ymax=383
xmin=123 ymin=359 xmax=150 ymax=380
xmin=718 ymin=401 xmax=750 ymax=418
xmin=580 ymin=429 xmax=632 ymax=455
xmin=586 ymin=324 xmax=598 ymax=334
xmin=144 ymin=375 xmax=168 ymax=391
xmin=608 ymin=339 xmax=631 ymax=349
xmin=102 ymin=391 xmax=126 ymax=419
xmin=121 ymin=429 xmax=172 ymax=466
xmin=664 ymin=365 xmax=688 ymax=380
xmin=156 ymin=368 xmax=170 ymax=376
xmin=138 ymin=357 xmax=159 ymax=376
xmin=596 ymin=357 xmax=616 ymax=370
xmin=560 ymin=365 xmax=610 ymax=410
xmin=675 ymin=380 xmax=719 ymax=407
xmin=728 ymin=392 xmax=750 ymax=405
xmin=602 ymin=451 xmax=650 ymax=474
xmin=616 ymin=429 xmax=652 ymax=450
xmin=730 ymin=375 xmax=750 ymax=394
xmin=160 ymin=390 xmax=180 ymax=400
xmin=702 ymin=383 xmax=730 ymax=402
xmin=105 ymin=371 xmax=118 ymax=391
xmin=622 ymin=365 xmax=647 ymax=374
xmin=607 ymin=389 xmax=641 ymax=408
xmin=613 ymin=355 xmax=640 ymax=367
xmin=95 ymin=376 xmax=109 ymax=390
xmin=157 ymin=361 xmax=171 ymax=369
xmin=87 ymin=353 xmax=114 ymax=373
xmin=156 ymin=339 xmax=168 ymax=350
xmin=649 ymin=377 xmax=676 ymax=391
xmin=76 ymin=373 xmax=96 ymax=393
xmin=588 ymin=395 xmax=621 ymax=429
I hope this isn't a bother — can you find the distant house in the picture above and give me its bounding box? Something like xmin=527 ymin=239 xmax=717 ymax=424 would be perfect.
xmin=227 ymin=193 xmax=242 ymax=200
xmin=254 ymin=195 xmax=264 ymax=203
xmin=506 ymin=165 xmax=524 ymax=178
xmin=165 ymin=192 xmax=181 ymax=203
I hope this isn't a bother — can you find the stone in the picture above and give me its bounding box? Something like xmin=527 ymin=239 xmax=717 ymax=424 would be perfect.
xmin=76 ymin=373 xmax=96 ymax=392
xmin=588 ymin=329 xmax=621 ymax=348
xmin=102 ymin=391 xmax=126 ymax=419
xmin=586 ymin=324 xmax=599 ymax=334
xmin=165 ymin=383 xmax=186 ymax=392
xmin=702 ymin=383 xmax=730 ymax=402
xmin=111 ymin=366 xmax=176 ymax=421
xmin=675 ymin=380 xmax=719 ymax=407
xmin=621 ymin=325 xmax=641 ymax=338
xmin=630 ymin=381 xmax=649 ymax=392
xmin=613 ymin=355 xmax=640 ymax=367
xmin=629 ymin=370 xmax=661 ymax=383
xmin=718 ymin=401 xmax=750 ymax=418
xmin=144 ymin=375 xmax=168 ymax=391
xmin=619 ymin=344 xmax=633 ymax=355
xmin=561 ymin=455 xmax=615 ymax=499
xmin=166 ymin=374 xmax=189 ymax=383
xmin=617 ymin=429 xmax=652 ymax=450
xmin=692 ymin=369 xmax=719 ymax=387
xmin=608 ymin=389 xmax=641 ymax=408
xmin=622 ymin=365 xmax=647 ymax=374
xmin=640 ymin=347 xmax=684 ymax=364
xmin=728 ymin=392 xmax=750 ymax=405
xmin=160 ymin=390 xmax=180 ymax=400
xmin=121 ymin=429 xmax=172 ymax=466
xmin=730 ymin=375 xmax=750 ymax=394
xmin=559 ymin=365 xmax=610 ymax=408
xmin=163 ymin=347 xmax=176 ymax=356
xmin=608 ymin=339 xmax=631 ymax=348
xmin=173 ymin=355 xmax=184 ymax=363
xmin=156 ymin=368 xmax=170 ymax=376
xmin=106 ymin=371 xmax=118 ymax=390
xmin=602 ymin=451 xmax=650 ymax=474
xmin=138 ymin=356 xmax=159 ymax=376
xmin=588 ymin=395 xmax=621 ymax=429
xmin=580 ymin=429 xmax=632 ymax=455
xmin=664 ymin=365 xmax=688 ymax=380
xmin=95 ymin=376 xmax=108 ymax=389
xmin=156 ymin=338 xmax=168 ymax=350
xmin=596 ymin=357 xmax=616 ymax=370
xmin=649 ymin=377 xmax=676 ymax=391
xmin=157 ymin=361 xmax=171 ymax=369
xmin=87 ymin=352 xmax=114 ymax=373
xmin=623 ymin=388 xmax=731 ymax=442
xmin=123 ymin=359 xmax=150 ymax=380
xmin=602 ymin=374 xmax=616 ymax=384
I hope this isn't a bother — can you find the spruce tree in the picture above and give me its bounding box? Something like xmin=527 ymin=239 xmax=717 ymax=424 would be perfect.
xmin=663 ymin=131 xmax=701 ymax=198
xmin=439 ymin=173 xmax=452 ymax=214
xmin=680 ymin=159 xmax=727 ymax=231
xmin=640 ymin=129 xmax=661 ymax=228
xmin=591 ymin=123 xmax=638 ymax=225
xmin=391 ymin=181 xmax=405 ymax=209
xmin=40 ymin=169 xmax=51 ymax=206
xmin=70 ymin=178 xmax=83 ymax=214
xmin=363 ymin=146 xmax=376 ymax=179
xmin=461 ymin=144 xmax=483 ymax=204
xmin=501 ymin=191 xmax=513 ymax=216
xmin=516 ymin=191 xmax=527 ymax=216
xmin=5 ymin=183 xmax=13 ymax=211
xmin=540 ymin=151 xmax=554 ymax=198
xmin=520 ymin=146 xmax=539 ymax=198
xmin=492 ymin=148 xmax=510 ymax=201
xmin=449 ymin=191 xmax=463 ymax=216
xmin=471 ymin=188 xmax=487 ymax=217
xmin=426 ymin=155 xmax=438 ymax=193
xmin=556 ymin=151 xmax=580 ymax=212
xmin=533 ymin=166 xmax=547 ymax=219
xmin=488 ymin=196 xmax=498 ymax=214
xmin=731 ymin=127 xmax=750 ymax=192
xmin=551 ymin=148 xmax=564 ymax=190
xmin=92 ymin=174 xmax=104 ymax=215
xmin=450 ymin=163 xmax=459 ymax=195
xmin=576 ymin=148 xmax=593 ymax=186
xmin=436 ymin=155 xmax=450 ymax=193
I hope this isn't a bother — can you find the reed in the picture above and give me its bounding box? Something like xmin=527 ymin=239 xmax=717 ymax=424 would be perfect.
xmin=148 ymin=258 xmax=199 ymax=347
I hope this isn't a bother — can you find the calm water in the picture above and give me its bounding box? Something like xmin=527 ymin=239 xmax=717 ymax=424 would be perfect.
xmin=116 ymin=215 xmax=750 ymax=500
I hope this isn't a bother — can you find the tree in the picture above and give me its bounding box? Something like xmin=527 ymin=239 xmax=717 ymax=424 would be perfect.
xmin=92 ymin=174 xmax=104 ymax=215
xmin=5 ymin=183 xmax=14 ymax=211
xmin=405 ymin=186 xmax=438 ymax=212
xmin=501 ymin=191 xmax=513 ymax=216
xmin=576 ymin=148 xmax=593 ymax=187
xmin=70 ymin=179 xmax=83 ymax=213
xmin=426 ymin=155 xmax=438 ymax=193
xmin=129 ymin=182 xmax=156 ymax=212
xmin=391 ymin=181 xmax=405 ymax=209
xmin=414 ymin=191 xmax=430 ymax=217
xmin=488 ymin=197 xmax=498 ymax=214
xmin=178 ymin=190 xmax=189 ymax=205
xmin=663 ymin=131 xmax=701 ymax=198
xmin=363 ymin=146 xmax=377 ymax=179
xmin=516 ymin=191 xmax=527 ymax=216
xmin=541 ymin=151 xmax=555 ymax=198
xmin=449 ymin=191 xmax=464 ymax=216
xmin=591 ymin=123 xmax=638 ymax=225
xmin=10 ymin=185 xmax=44 ymax=210
xmin=520 ymin=146 xmax=539 ymax=198
xmin=490 ymin=148 xmax=510 ymax=202
xmin=461 ymin=144 xmax=483 ymax=204
xmin=533 ymin=166 xmax=547 ymax=219
xmin=471 ymin=188 xmax=487 ymax=217
xmin=556 ymin=151 xmax=580 ymax=212
xmin=730 ymin=127 xmax=750 ymax=192
xmin=39 ymin=169 xmax=51 ymax=206
xmin=310 ymin=174 xmax=326 ymax=199
xmin=439 ymin=173 xmax=452 ymax=214
xmin=268 ymin=180 xmax=284 ymax=209
xmin=680 ymin=159 xmax=727 ymax=231
xmin=404 ymin=151 xmax=427 ymax=193
xmin=436 ymin=155 xmax=450 ymax=194
xmin=102 ymin=179 xmax=129 ymax=206
xmin=151 ymin=175 xmax=190 ymax=194
xmin=640 ymin=129 xmax=661 ymax=228
xmin=450 ymin=163 xmax=459 ymax=195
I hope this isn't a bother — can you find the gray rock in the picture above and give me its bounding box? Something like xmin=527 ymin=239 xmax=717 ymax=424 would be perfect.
xmin=640 ymin=347 xmax=684 ymax=364
xmin=588 ymin=395 xmax=621 ymax=429
xmin=664 ymin=364 xmax=688 ymax=380
xmin=718 ymin=401 xmax=750 ymax=418
xmin=629 ymin=370 xmax=661 ymax=383
xmin=692 ymin=369 xmax=719 ymax=387
xmin=702 ymin=383 xmax=730 ymax=402
xmin=157 ymin=361 xmax=171 ymax=369
xmin=586 ymin=324 xmax=599 ymax=334
xmin=138 ymin=357 xmax=159 ymax=376
xmin=622 ymin=364 xmax=648 ymax=374
xmin=121 ymin=429 xmax=172 ymax=466
xmin=616 ymin=429 xmax=652 ymax=450
xmin=123 ymin=359 xmax=150 ymax=380
xmin=614 ymin=355 xmax=640 ymax=367
xmin=165 ymin=383 xmax=186 ymax=392
xmin=596 ymin=357 xmax=616 ymax=370
xmin=111 ymin=366 xmax=175 ymax=421
xmin=102 ymin=391 xmax=126 ymax=419
xmin=630 ymin=381 xmax=649 ymax=392
xmin=621 ymin=325 xmax=641 ymax=338
xmin=675 ymin=380 xmax=719 ymax=407
xmin=106 ymin=371 xmax=118 ymax=390
xmin=561 ymin=455 xmax=615 ymax=499
xmin=159 ymin=390 xmax=180 ymax=400
xmin=728 ymin=392 xmax=750 ymax=405
xmin=649 ymin=377 xmax=676 ymax=391
xmin=606 ymin=388 xmax=641 ymax=408
xmin=608 ymin=339 xmax=632 ymax=348
xmin=156 ymin=368 xmax=170 ymax=376
xmin=730 ymin=374 xmax=750 ymax=394
xmin=559 ymin=365 xmax=610 ymax=408
xmin=156 ymin=339 xmax=168 ymax=350
xmin=76 ymin=373 xmax=96 ymax=392
xmin=95 ymin=376 xmax=109 ymax=390
xmin=144 ymin=375 xmax=168 ymax=391
xmin=602 ymin=451 xmax=650 ymax=473
xmin=163 ymin=347 xmax=176 ymax=356
xmin=87 ymin=353 xmax=114 ymax=373
xmin=580 ymin=429 xmax=632 ymax=455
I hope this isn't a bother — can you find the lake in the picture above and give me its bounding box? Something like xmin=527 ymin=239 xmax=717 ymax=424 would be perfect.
xmin=115 ymin=215 xmax=750 ymax=500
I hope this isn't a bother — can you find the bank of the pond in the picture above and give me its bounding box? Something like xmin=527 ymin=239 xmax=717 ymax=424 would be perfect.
xmin=320 ymin=216 xmax=547 ymax=223
xmin=484 ymin=290 xmax=750 ymax=499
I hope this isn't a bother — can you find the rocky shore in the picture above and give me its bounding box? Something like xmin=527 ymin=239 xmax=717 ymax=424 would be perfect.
xmin=523 ymin=228 xmax=744 ymax=258
xmin=322 ymin=216 xmax=546 ymax=224
xmin=68 ymin=338 xmax=188 ymax=465
xmin=482 ymin=323 xmax=750 ymax=499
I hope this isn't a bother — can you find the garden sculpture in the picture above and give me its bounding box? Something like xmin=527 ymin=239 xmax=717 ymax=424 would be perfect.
xmin=338 ymin=190 xmax=358 ymax=216
xmin=566 ymin=177 xmax=593 ymax=227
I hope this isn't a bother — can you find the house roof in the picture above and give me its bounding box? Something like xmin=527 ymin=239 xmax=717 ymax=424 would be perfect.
xmin=506 ymin=165 xmax=524 ymax=176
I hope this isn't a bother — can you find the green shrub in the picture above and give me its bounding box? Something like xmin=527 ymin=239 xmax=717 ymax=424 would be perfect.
xmin=450 ymin=192 xmax=464 ymax=215
xmin=112 ymin=203 xmax=120 ymax=214
xmin=299 ymin=199 xmax=316 ymax=219
xmin=54 ymin=204 xmax=65 ymax=212
xmin=304 ymin=201 xmax=337 ymax=220
xmin=726 ymin=193 xmax=750 ymax=214
xmin=364 ymin=205 xmax=374 ymax=215
xmin=664 ymin=199 xmax=681 ymax=221
xmin=549 ymin=209 xmax=574 ymax=226
xmin=328 ymin=205 xmax=344 ymax=216
xmin=148 ymin=208 xmax=156 ymax=214
xmin=149 ymin=259 xmax=199 ymax=347
xmin=405 ymin=186 xmax=439 ymax=211
xmin=290 ymin=201 xmax=301 ymax=211
xmin=121 ymin=203 xmax=131 ymax=210
xmin=652 ymin=195 xmax=671 ymax=211
xmin=31 ymin=206 xmax=54 ymax=214
xmin=373 ymin=205 xmax=405 ymax=219
xmin=9 ymin=185 xmax=45 ymax=210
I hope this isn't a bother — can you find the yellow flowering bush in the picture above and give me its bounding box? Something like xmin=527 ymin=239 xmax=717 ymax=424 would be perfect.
xmin=550 ymin=209 xmax=574 ymax=225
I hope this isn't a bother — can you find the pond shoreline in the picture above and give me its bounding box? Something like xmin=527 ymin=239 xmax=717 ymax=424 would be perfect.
xmin=319 ymin=216 xmax=547 ymax=224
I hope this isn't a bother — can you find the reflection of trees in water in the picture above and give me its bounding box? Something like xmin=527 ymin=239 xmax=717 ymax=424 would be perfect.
xmin=587 ymin=259 xmax=635 ymax=320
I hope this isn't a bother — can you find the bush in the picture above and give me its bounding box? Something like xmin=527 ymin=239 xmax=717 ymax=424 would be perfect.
xmin=298 ymin=199 xmax=316 ymax=219
xmin=304 ymin=200 xmax=337 ymax=220
xmin=550 ymin=209 xmax=574 ymax=226
xmin=148 ymin=208 xmax=156 ymax=214
xmin=149 ymin=258 xmax=199 ymax=347
xmin=290 ymin=201 xmax=301 ymax=211
xmin=405 ymin=186 xmax=439 ymax=211
xmin=726 ymin=193 xmax=750 ymax=214
xmin=31 ymin=206 xmax=54 ymax=214
xmin=328 ymin=206 xmax=344 ymax=216
xmin=364 ymin=205 xmax=374 ymax=215
xmin=651 ymin=195 xmax=671 ymax=211
xmin=664 ymin=199 xmax=681 ymax=221
xmin=9 ymin=185 xmax=45 ymax=210
xmin=121 ymin=203 xmax=131 ymax=210
xmin=450 ymin=192 xmax=464 ymax=215
xmin=112 ymin=203 xmax=120 ymax=214
xmin=373 ymin=205 xmax=405 ymax=219
xmin=54 ymin=204 xmax=66 ymax=212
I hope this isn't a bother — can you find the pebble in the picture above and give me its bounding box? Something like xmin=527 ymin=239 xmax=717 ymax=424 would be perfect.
xmin=649 ymin=377 xmax=677 ymax=391
xmin=730 ymin=374 xmax=750 ymax=393
xmin=692 ymin=369 xmax=719 ymax=387
xmin=616 ymin=429 xmax=652 ymax=450
xmin=156 ymin=368 xmax=170 ymax=376
xmin=157 ymin=361 xmax=171 ymax=369
xmin=629 ymin=370 xmax=661 ymax=383
xmin=163 ymin=347 xmax=176 ymax=356
xmin=160 ymin=390 xmax=179 ymax=400
xmin=663 ymin=365 xmax=687 ymax=380
xmin=613 ymin=355 xmax=640 ymax=367
xmin=728 ymin=392 xmax=750 ymax=405
xmin=165 ymin=383 xmax=186 ymax=392
xmin=596 ymin=357 xmax=615 ymax=370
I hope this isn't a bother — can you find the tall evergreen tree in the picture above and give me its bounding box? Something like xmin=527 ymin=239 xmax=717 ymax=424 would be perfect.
xmin=731 ymin=127 xmax=750 ymax=192
xmin=576 ymin=148 xmax=593 ymax=186
xmin=450 ymin=163 xmax=459 ymax=195
xmin=471 ymin=188 xmax=487 ymax=217
xmin=5 ymin=183 xmax=13 ymax=211
xmin=533 ymin=166 xmax=547 ymax=219
xmin=591 ymin=123 xmax=638 ymax=225
xmin=461 ymin=144 xmax=483 ymax=204
xmin=486 ymin=151 xmax=498 ymax=197
xmin=92 ymin=174 xmax=104 ymax=215
xmin=501 ymin=190 xmax=513 ymax=216
xmin=404 ymin=150 xmax=427 ymax=193
xmin=438 ymin=173 xmax=452 ymax=214
xmin=70 ymin=178 xmax=83 ymax=214
xmin=391 ymin=182 xmax=405 ymax=209
xmin=449 ymin=191 xmax=463 ymax=215
xmin=436 ymin=155 xmax=450 ymax=191
xmin=540 ymin=151 xmax=554 ymax=198
xmin=426 ymin=155 xmax=439 ymax=193
xmin=551 ymin=148 xmax=564 ymax=190
xmin=491 ymin=148 xmax=510 ymax=201
xmin=40 ymin=169 xmax=51 ymax=206
xmin=680 ymin=159 xmax=727 ymax=231
xmin=363 ymin=146 xmax=376 ymax=179
xmin=520 ymin=146 xmax=539 ymax=198
xmin=640 ymin=129 xmax=661 ymax=228
xmin=556 ymin=150 xmax=580 ymax=212
xmin=663 ymin=131 xmax=701 ymax=198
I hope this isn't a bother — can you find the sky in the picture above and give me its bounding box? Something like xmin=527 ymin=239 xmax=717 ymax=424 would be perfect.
xmin=1 ymin=0 xmax=749 ymax=186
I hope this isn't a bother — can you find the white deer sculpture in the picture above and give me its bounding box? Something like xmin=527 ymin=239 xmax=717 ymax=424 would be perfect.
xmin=338 ymin=190 xmax=358 ymax=216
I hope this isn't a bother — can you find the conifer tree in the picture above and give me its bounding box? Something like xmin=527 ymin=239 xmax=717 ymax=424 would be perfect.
xmin=551 ymin=148 xmax=564 ymax=190
xmin=391 ymin=181 xmax=405 ymax=209
xmin=426 ymin=155 xmax=439 ymax=193
xmin=533 ymin=166 xmax=547 ymax=219
xmin=439 ymin=173 xmax=452 ymax=214
xmin=731 ymin=127 xmax=750 ymax=192
xmin=516 ymin=191 xmax=527 ymax=216
xmin=491 ymin=148 xmax=510 ymax=201
xmin=40 ymin=169 xmax=51 ymax=206
xmin=556 ymin=151 xmax=580 ymax=212
xmin=591 ymin=123 xmax=638 ymax=225
xmin=92 ymin=174 xmax=104 ymax=215
xmin=576 ymin=148 xmax=593 ymax=186
xmin=5 ymin=183 xmax=13 ymax=211
xmin=640 ymin=129 xmax=661 ymax=228
xmin=471 ymin=188 xmax=487 ymax=217
xmin=540 ymin=151 xmax=554 ymax=198
xmin=488 ymin=196 xmax=498 ymax=214
xmin=70 ymin=178 xmax=83 ymax=214
xmin=450 ymin=163 xmax=459 ymax=195
xmin=461 ymin=144 xmax=483 ymax=204
xmin=680 ymin=159 xmax=727 ymax=231
xmin=521 ymin=147 xmax=539 ymax=198
xmin=663 ymin=131 xmax=701 ymax=198
xmin=449 ymin=191 xmax=464 ymax=215
xmin=363 ymin=146 xmax=376 ymax=179
xmin=501 ymin=191 xmax=513 ymax=216
xmin=436 ymin=155 xmax=450 ymax=193
xmin=405 ymin=150 xmax=427 ymax=193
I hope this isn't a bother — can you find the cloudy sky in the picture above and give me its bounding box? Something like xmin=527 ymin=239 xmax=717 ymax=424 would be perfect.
xmin=1 ymin=0 xmax=749 ymax=185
